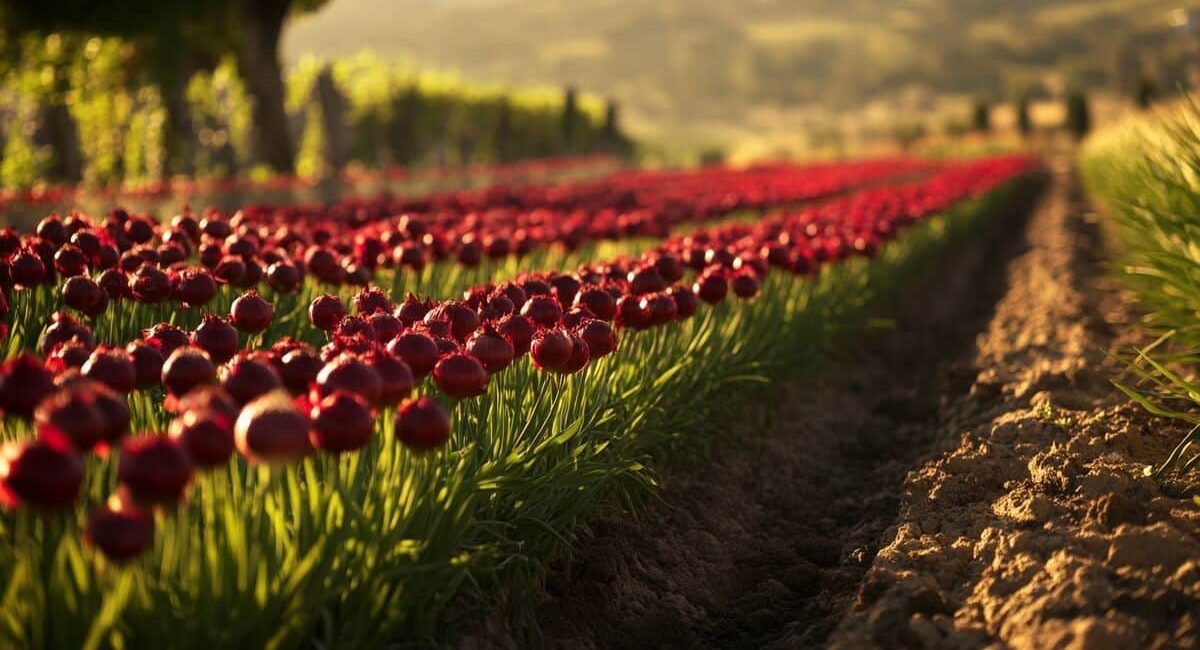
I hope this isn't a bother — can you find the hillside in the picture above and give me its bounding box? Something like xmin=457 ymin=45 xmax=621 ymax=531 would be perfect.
xmin=283 ymin=0 xmax=1200 ymax=151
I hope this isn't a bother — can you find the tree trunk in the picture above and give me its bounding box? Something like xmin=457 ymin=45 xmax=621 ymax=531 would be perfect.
xmin=39 ymin=102 xmax=83 ymax=184
xmin=236 ymin=0 xmax=294 ymax=173
xmin=314 ymin=66 xmax=349 ymax=173
xmin=561 ymin=86 xmax=578 ymax=153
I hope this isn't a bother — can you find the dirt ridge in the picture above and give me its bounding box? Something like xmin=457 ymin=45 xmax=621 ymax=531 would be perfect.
xmin=830 ymin=172 xmax=1200 ymax=649
xmin=524 ymin=175 xmax=1047 ymax=649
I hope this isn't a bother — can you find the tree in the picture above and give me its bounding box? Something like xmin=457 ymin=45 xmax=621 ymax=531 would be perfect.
xmin=698 ymin=148 xmax=725 ymax=167
xmin=235 ymin=0 xmax=322 ymax=172
xmin=1135 ymin=75 xmax=1158 ymax=109
xmin=389 ymin=86 xmax=424 ymax=164
xmin=891 ymin=122 xmax=927 ymax=152
xmin=602 ymin=99 xmax=620 ymax=138
xmin=1065 ymin=90 xmax=1091 ymax=140
xmin=1 ymin=0 xmax=329 ymax=174
xmin=971 ymin=98 xmax=991 ymax=133
xmin=1 ymin=3 xmax=222 ymax=177
xmin=1015 ymin=94 xmax=1033 ymax=138
xmin=601 ymin=98 xmax=631 ymax=155
xmin=561 ymin=86 xmax=579 ymax=153
xmin=493 ymin=97 xmax=515 ymax=162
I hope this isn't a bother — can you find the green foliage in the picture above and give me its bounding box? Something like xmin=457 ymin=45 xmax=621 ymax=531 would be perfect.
xmin=1081 ymin=101 xmax=1200 ymax=483
xmin=891 ymin=122 xmax=927 ymax=151
xmin=971 ymin=98 xmax=991 ymax=133
xmin=0 ymin=42 xmax=629 ymax=188
xmin=0 ymin=0 xmax=214 ymax=40
xmin=0 ymin=100 xmax=50 ymax=188
xmin=942 ymin=118 xmax=969 ymax=138
xmin=1082 ymin=103 xmax=1200 ymax=348
xmin=1015 ymin=94 xmax=1033 ymax=137
xmin=186 ymin=58 xmax=255 ymax=177
xmin=1136 ymin=75 xmax=1159 ymax=110
xmin=317 ymin=53 xmax=622 ymax=171
xmin=67 ymin=37 xmax=152 ymax=185
xmin=561 ymin=86 xmax=579 ymax=152
xmin=698 ymin=148 xmax=725 ymax=167
xmin=288 ymin=0 xmax=1199 ymax=139
xmin=0 ymin=181 xmax=1017 ymax=647
xmin=1065 ymin=89 xmax=1091 ymax=140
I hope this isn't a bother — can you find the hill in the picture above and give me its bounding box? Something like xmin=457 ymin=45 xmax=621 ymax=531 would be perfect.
xmin=283 ymin=0 xmax=1200 ymax=153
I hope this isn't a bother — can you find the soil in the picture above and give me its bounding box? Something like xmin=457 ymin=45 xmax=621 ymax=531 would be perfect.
xmin=519 ymin=168 xmax=1200 ymax=649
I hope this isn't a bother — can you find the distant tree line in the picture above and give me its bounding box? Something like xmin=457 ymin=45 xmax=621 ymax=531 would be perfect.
xmin=0 ymin=1 xmax=631 ymax=188
xmin=957 ymin=91 xmax=1091 ymax=141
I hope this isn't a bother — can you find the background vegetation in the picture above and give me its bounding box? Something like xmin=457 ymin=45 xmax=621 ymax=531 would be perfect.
xmin=1081 ymin=100 xmax=1200 ymax=484
xmin=0 ymin=2 xmax=630 ymax=192
xmin=284 ymin=0 xmax=1200 ymax=153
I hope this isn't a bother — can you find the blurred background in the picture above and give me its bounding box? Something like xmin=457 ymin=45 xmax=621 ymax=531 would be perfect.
xmin=287 ymin=0 xmax=1200 ymax=160
xmin=0 ymin=0 xmax=1193 ymax=218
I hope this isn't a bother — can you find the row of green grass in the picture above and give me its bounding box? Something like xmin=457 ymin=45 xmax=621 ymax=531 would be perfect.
xmin=0 ymin=178 xmax=1032 ymax=648
xmin=1081 ymin=101 xmax=1200 ymax=488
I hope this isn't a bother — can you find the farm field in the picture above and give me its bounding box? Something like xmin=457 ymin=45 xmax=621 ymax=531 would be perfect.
xmin=4 ymin=2 xmax=1200 ymax=649
xmin=0 ymin=154 xmax=1050 ymax=647
xmin=2 ymin=146 xmax=1200 ymax=648
xmin=526 ymin=161 xmax=1200 ymax=650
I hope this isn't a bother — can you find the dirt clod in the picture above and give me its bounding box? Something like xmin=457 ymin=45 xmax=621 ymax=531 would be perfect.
xmin=524 ymin=180 xmax=1043 ymax=649
xmin=507 ymin=171 xmax=1200 ymax=650
xmin=833 ymin=173 xmax=1200 ymax=649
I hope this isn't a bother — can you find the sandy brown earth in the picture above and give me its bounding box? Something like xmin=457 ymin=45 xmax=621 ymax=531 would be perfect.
xmin=829 ymin=175 xmax=1200 ymax=649
xmin=524 ymin=170 xmax=1200 ymax=649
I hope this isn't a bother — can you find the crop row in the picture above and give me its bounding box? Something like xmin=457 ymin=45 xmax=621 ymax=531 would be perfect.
xmin=0 ymin=155 xmax=1037 ymax=647
xmin=1081 ymin=103 xmax=1200 ymax=483
xmin=0 ymin=154 xmax=618 ymax=211
xmin=0 ymin=157 xmax=927 ymax=353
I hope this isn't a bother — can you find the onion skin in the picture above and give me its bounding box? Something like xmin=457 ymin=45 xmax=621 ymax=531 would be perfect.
xmin=229 ymin=292 xmax=274 ymax=334
xmin=531 ymin=329 xmax=573 ymax=373
xmin=117 ymin=436 xmax=193 ymax=506
xmin=432 ymin=354 xmax=489 ymax=399
xmin=387 ymin=332 xmax=440 ymax=379
xmin=235 ymin=391 xmax=313 ymax=465
xmin=394 ymin=397 xmax=451 ymax=452
xmin=309 ymin=391 xmax=375 ymax=454
xmin=161 ymin=348 xmax=218 ymax=399
xmin=0 ymin=439 xmax=84 ymax=510
xmin=309 ymin=294 xmax=348 ymax=331
xmin=169 ymin=408 xmax=235 ymax=468
xmin=86 ymin=493 xmax=154 ymax=562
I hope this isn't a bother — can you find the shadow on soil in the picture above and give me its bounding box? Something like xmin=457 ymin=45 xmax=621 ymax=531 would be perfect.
xmin=529 ymin=178 xmax=1049 ymax=650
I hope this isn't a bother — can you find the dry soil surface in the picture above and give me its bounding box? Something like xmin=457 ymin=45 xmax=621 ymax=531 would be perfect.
xmin=828 ymin=176 xmax=1200 ymax=649
xmin=527 ymin=171 xmax=1200 ymax=649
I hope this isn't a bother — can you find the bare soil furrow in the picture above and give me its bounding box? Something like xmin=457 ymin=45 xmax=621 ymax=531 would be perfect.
xmin=831 ymin=172 xmax=1200 ymax=650
xmin=526 ymin=175 xmax=1049 ymax=650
